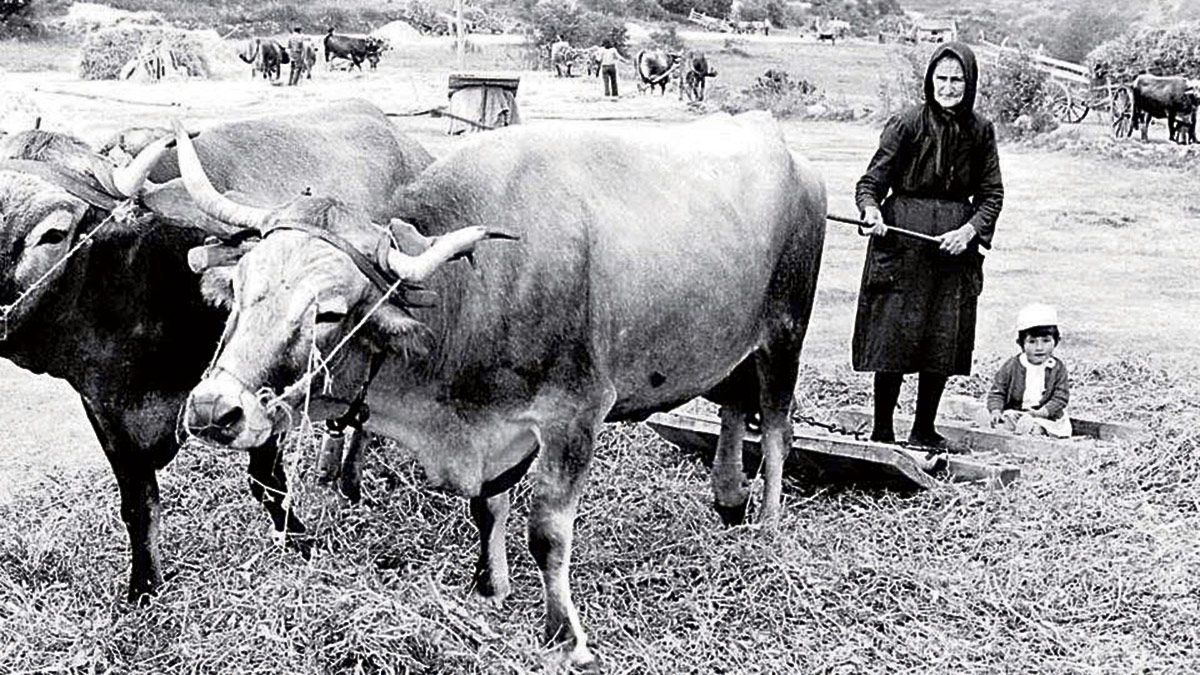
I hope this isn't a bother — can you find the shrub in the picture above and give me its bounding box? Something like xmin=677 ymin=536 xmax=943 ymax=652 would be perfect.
xmin=521 ymin=0 xmax=627 ymax=69
xmin=977 ymin=49 xmax=1058 ymax=139
xmin=646 ymin=24 xmax=685 ymax=53
xmin=1087 ymin=22 xmax=1200 ymax=84
xmin=79 ymin=25 xmax=210 ymax=80
xmin=712 ymin=69 xmax=858 ymax=121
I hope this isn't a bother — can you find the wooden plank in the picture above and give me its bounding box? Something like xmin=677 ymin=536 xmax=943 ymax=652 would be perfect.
xmin=646 ymin=410 xmax=936 ymax=491
xmin=833 ymin=408 xmax=1087 ymax=459
xmin=897 ymin=449 xmax=1020 ymax=488
xmin=937 ymin=395 xmax=1148 ymax=443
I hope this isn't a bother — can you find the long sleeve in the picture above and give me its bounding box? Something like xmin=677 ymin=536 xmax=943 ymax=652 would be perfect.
xmin=986 ymin=358 xmax=1014 ymax=412
xmin=1040 ymin=362 xmax=1070 ymax=419
xmin=855 ymin=114 xmax=908 ymax=214
xmin=966 ymin=121 xmax=1003 ymax=247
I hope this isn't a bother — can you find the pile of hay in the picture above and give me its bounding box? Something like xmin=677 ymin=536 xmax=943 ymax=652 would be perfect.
xmin=372 ymin=19 xmax=425 ymax=45
xmin=79 ymin=25 xmax=211 ymax=81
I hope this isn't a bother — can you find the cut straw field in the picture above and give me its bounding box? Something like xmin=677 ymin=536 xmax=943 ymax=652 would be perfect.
xmin=0 ymin=31 xmax=1198 ymax=673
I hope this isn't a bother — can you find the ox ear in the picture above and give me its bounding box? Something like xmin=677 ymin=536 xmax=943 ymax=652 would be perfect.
xmin=364 ymin=305 xmax=431 ymax=357
xmin=199 ymin=264 xmax=236 ymax=310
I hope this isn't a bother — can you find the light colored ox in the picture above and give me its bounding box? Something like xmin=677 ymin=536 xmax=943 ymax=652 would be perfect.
xmin=177 ymin=112 xmax=826 ymax=667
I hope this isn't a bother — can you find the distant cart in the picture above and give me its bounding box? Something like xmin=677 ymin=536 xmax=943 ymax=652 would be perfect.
xmin=445 ymin=72 xmax=520 ymax=134
xmin=687 ymin=8 xmax=732 ymax=33
xmin=975 ymin=39 xmax=1127 ymax=135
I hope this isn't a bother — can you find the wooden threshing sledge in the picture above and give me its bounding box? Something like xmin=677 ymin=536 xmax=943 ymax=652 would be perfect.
xmin=647 ymin=395 xmax=1146 ymax=492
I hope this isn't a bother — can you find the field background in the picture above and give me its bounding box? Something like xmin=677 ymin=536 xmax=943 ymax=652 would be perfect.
xmin=0 ymin=13 xmax=1198 ymax=674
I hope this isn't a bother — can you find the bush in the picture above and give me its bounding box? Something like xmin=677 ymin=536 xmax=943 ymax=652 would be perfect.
xmin=977 ymin=49 xmax=1058 ymax=139
xmin=1087 ymin=22 xmax=1200 ymax=84
xmin=646 ymin=24 xmax=685 ymax=53
xmin=79 ymin=25 xmax=210 ymax=80
xmin=712 ymin=69 xmax=859 ymax=121
xmin=521 ymin=0 xmax=627 ymax=68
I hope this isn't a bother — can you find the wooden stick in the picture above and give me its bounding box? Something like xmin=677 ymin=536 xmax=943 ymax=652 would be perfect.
xmin=827 ymin=213 xmax=941 ymax=244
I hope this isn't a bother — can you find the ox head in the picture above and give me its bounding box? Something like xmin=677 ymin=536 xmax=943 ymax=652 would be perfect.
xmin=174 ymin=123 xmax=509 ymax=448
xmin=0 ymin=130 xmax=172 ymax=330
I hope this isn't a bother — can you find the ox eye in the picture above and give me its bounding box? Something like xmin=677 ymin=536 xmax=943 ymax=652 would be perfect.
xmin=37 ymin=229 xmax=67 ymax=246
xmin=315 ymin=310 xmax=346 ymax=324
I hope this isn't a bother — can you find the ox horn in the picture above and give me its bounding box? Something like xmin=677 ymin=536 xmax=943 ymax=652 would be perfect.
xmin=386 ymin=226 xmax=517 ymax=282
xmin=110 ymin=134 xmax=174 ymax=198
xmin=172 ymin=119 xmax=272 ymax=232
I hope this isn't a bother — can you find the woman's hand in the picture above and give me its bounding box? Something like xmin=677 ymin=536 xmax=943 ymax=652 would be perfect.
xmin=859 ymin=206 xmax=888 ymax=237
xmin=1028 ymin=407 xmax=1048 ymax=419
xmin=938 ymin=223 xmax=977 ymax=255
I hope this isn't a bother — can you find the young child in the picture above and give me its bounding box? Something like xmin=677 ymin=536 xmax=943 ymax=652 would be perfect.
xmin=980 ymin=303 xmax=1072 ymax=437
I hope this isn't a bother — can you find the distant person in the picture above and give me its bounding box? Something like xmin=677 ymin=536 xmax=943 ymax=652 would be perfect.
xmin=978 ymin=304 xmax=1072 ymax=437
xmin=598 ymin=39 xmax=628 ymax=97
xmin=853 ymin=42 xmax=1004 ymax=450
xmin=287 ymin=26 xmax=305 ymax=86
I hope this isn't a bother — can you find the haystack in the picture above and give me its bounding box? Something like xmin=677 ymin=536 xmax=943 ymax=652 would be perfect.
xmin=79 ymin=25 xmax=210 ymax=81
xmin=372 ymin=19 xmax=425 ymax=45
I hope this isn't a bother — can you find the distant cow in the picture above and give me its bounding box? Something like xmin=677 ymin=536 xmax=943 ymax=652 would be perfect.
xmin=237 ymin=38 xmax=288 ymax=81
xmin=635 ymin=49 xmax=680 ymax=95
xmin=679 ymin=51 xmax=717 ymax=102
xmin=549 ymin=39 xmax=576 ymax=77
xmin=1130 ymin=74 xmax=1199 ymax=145
xmin=324 ymin=28 xmax=387 ymax=71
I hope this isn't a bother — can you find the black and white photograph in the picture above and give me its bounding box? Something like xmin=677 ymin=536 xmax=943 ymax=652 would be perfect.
xmin=0 ymin=0 xmax=1196 ymax=671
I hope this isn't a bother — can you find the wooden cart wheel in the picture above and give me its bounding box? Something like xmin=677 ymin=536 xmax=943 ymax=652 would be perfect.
xmin=1111 ymin=86 xmax=1134 ymax=138
xmin=1045 ymin=80 xmax=1089 ymax=124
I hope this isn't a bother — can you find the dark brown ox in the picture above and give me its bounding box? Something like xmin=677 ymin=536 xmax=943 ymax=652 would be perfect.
xmin=635 ymin=49 xmax=680 ymax=94
xmin=679 ymin=51 xmax=718 ymax=102
xmin=238 ymin=38 xmax=288 ymax=81
xmin=0 ymin=100 xmax=432 ymax=602
xmin=1131 ymin=74 xmax=1200 ymax=145
xmin=179 ymin=112 xmax=826 ymax=667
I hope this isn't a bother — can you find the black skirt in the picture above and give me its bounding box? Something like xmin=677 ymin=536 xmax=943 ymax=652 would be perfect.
xmin=851 ymin=196 xmax=984 ymax=376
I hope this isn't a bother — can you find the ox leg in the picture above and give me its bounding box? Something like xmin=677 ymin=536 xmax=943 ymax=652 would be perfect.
xmin=528 ymin=408 xmax=605 ymax=668
xmin=81 ymin=401 xmax=165 ymax=602
xmin=337 ymin=427 xmax=367 ymax=503
xmin=755 ymin=347 xmax=801 ymax=527
xmin=246 ymin=441 xmax=311 ymax=558
xmin=712 ymin=405 xmax=752 ymax=526
xmin=470 ymin=491 xmax=512 ymax=602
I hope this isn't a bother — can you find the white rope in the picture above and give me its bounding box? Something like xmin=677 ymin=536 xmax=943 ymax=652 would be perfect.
xmin=0 ymin=201 xmax=131 ymax=340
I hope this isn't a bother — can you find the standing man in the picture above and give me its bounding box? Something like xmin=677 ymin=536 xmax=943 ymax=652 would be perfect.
xmin=598 ymin=39 xmax=628 ymax=98
xmin=287 ymin=27 xmax=306 ymax=86
xmin=853 ymin=42 xmax=1004 ymax=450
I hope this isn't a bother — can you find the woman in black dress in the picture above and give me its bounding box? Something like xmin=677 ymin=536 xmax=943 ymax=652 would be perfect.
xmin=854 ymin=42 xmax=1004 ymax=449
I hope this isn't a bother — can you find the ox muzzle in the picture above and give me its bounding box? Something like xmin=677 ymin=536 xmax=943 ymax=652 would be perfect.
xmin=185 ymin=371 xmax=277 ymax=449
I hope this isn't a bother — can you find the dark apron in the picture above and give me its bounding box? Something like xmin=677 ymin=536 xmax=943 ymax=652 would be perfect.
xmin=851 ymin=196 xmax=984 ymax=376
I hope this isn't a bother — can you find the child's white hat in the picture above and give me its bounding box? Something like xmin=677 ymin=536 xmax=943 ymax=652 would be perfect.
xmin=1016 ymin=303 xmax=1058 ymax=331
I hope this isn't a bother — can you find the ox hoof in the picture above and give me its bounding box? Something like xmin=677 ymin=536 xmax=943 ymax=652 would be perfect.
xmin=713 ymin=499 xmax=749 ymax=527
xmin=285 ymin=533 xmax=316 ymax=560
xmin=338 ymin=474 xmax=362 ymax=504
xmin=548 ymin=643 xmax=599 ymax=673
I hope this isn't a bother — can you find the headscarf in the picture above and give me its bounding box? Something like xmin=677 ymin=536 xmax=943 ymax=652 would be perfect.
xmin=921 ymin=42 xmax=979 ymax=181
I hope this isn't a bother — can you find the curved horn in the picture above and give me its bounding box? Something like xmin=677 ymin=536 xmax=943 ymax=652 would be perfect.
xmin=110 ymin=134 xmax=173 ymax=198
xmin=172 ymin=119 xmax=272 ymax=231
xmin=386 ymin=226 xmax=516 ymax=282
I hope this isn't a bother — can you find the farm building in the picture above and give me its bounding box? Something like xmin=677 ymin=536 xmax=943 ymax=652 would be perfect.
xmin=915 ymin=17 xmax=957 ymax=43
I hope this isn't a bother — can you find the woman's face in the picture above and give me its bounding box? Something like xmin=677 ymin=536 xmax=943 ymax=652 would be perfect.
xmin=931 ymin=57 xmax=966 ymax=109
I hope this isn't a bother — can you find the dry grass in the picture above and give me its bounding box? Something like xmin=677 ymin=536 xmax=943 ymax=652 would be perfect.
xmin=0 ymin=355 xmax=1196 ymax=673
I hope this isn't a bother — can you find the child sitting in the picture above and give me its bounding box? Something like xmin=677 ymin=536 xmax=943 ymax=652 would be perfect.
xmin=979 ymin=303 xmax=1072 ymax=437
